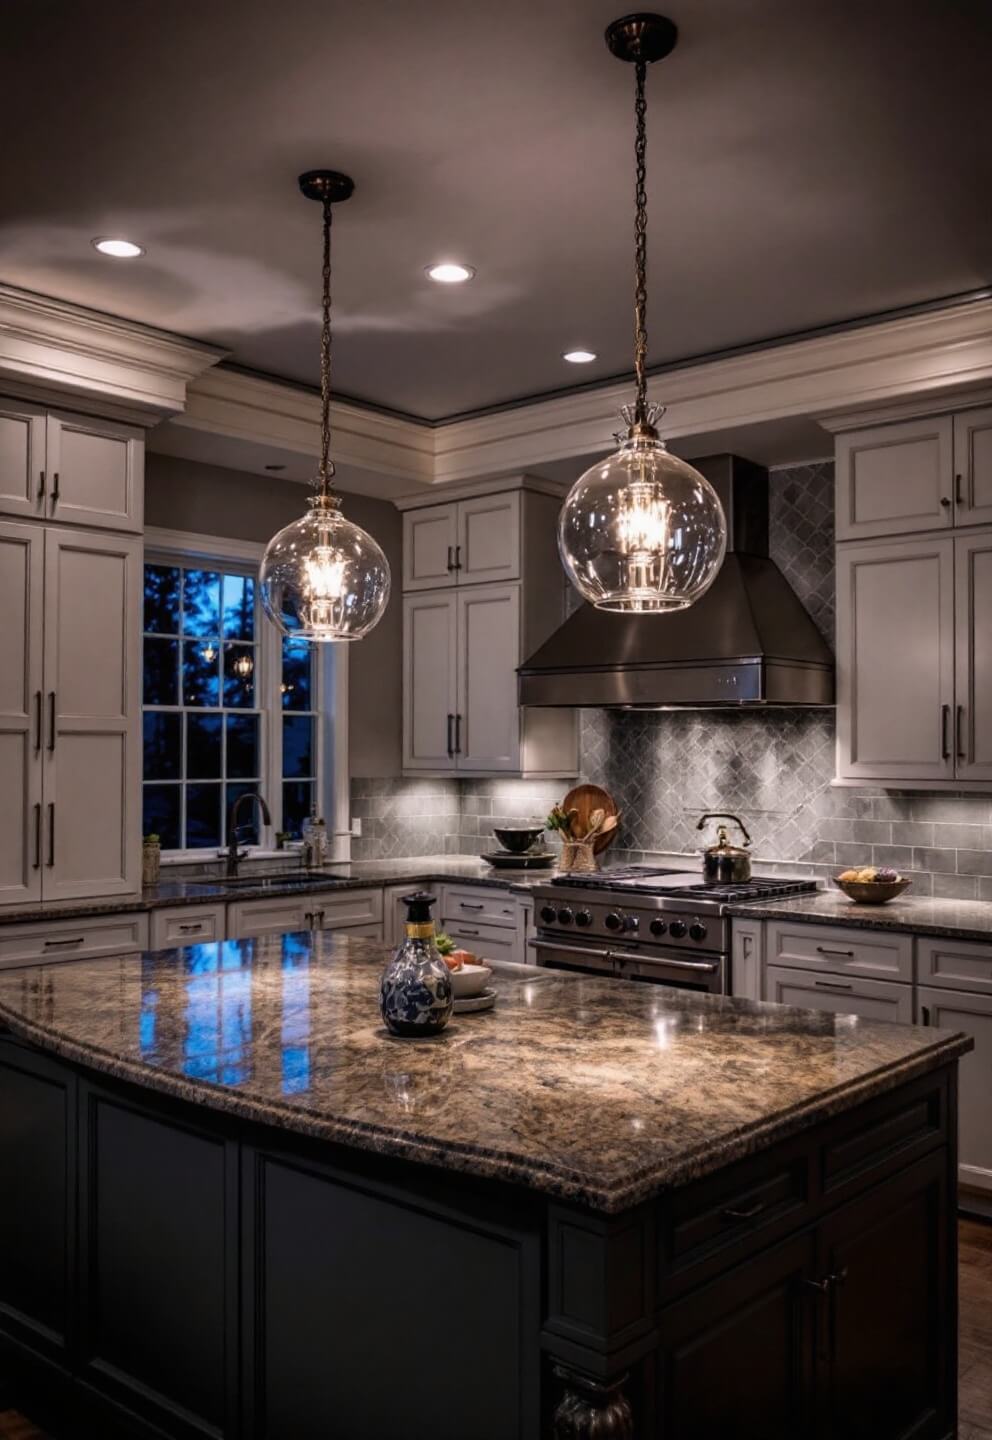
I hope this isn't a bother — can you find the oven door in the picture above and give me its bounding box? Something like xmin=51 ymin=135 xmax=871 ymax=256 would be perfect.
xmin=528 ymin=937 xmax=619 ymax=977
xmin=529 ymin=937 xmax=725 ymax=992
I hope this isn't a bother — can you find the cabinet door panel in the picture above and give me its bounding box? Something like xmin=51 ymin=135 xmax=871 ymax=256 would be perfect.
xmin=456 ymin=583 xmax=519 ymax=772
xmin=456 ymin=492 xmax=520 ymax=584
xmin=0 ymin=522 xmax=43 ymax=905
xmin=657 ymin=1231 xmax=816 ymax=1440
xmin=954 ymin=532 xmax=992 ymax=781
xmin=43 ymin=529 xmax=141 ymax=900
xmin=402 ymin=503 xmax=458 ymax=590
xmin=919 ymin=985 xmax=992 ymax=1195
xmin=817 ymin=1151 xmax=950 ymax=1440
xmin=0 ymin=400 xmax=45 ymax=519
xmin=836 ymin=537 xmax=954 ymax=781
xmin=45 ymin=412 xmax=142 ymax=533
xmin=402 ymin=592 xmax=457 ymax=770
xmin=835 ymin=418 xmax=953 ymax=540
xmin=954 ymin=404 xmax=992 ymax=526
xmin=765 ymin=965 xmax=913 ymax=1025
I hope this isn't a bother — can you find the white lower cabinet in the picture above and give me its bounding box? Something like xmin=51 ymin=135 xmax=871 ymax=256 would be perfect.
xmin=730 ymin=918 xmax=763 ymax=1002
xmin=0 ymin=911 xmax=148 ymax=969
xmin=227 ymin=887 xmax=382 ymax=941
xmin=438 ymin=882 xmax=523 ymax=964
xmin=919 ymin=985 xmax=992 ymax=1196
xmin=765 ymin=963 xmax=914 ymax=1025
xmin=149 ymin=904 xmax=226 ymax=950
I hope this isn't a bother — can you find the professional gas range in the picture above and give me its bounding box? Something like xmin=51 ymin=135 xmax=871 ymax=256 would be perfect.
xmin=529 ymin=867 xmax=818 ymax=992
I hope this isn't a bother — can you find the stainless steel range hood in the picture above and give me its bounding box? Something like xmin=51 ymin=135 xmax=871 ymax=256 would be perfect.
xmin=518 ymin=454 xmax=834 ymax=708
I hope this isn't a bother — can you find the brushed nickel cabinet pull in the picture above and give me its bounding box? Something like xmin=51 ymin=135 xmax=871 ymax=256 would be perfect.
xmin=47 ymin=803 xmax=55 ymax=867
xmin=38 ymin=469 xmax=46 ymax=500
xmin=956 ymin=472 xmax=965 ymax=507
xmin=32 ymin=802 xmax=41 ymax=869
xmin=51 ymin=471 xmax=60 ymax=506
xmin=453 ymin=544 xmax=462 ymax=570
xmin=446 ymin=545 xmax=454 ymax=572
xmin=815 ymin=946 xmax=854 ymax=958
xmin=941 ymin=703 xmax=950 ymax=760
xmin=957 ymin=705 xmax=966 ymax=761
xmin=47 ymin=691 xmax=56 ymax=751
xmin=446 ymin=713 xmax=454 ymax=758
xmin=34 ymin=691 xmax=42 ymax=751
xmin=454 ymin=713 xmax=462 ymax=754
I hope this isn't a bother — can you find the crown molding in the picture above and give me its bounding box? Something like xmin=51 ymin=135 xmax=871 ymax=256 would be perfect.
xmin=178 ymin=366 xmax=435 ymax=486
xmin=392 ymin=472 xmax=569 ymax=511
xmin=0 ymin=285 xmax=225 ymax=425
xmin=430 ymin=296 xmax=992 ymax=481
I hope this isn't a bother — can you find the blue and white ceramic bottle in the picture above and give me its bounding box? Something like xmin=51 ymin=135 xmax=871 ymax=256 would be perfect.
xmin=379 ymin=891 xmax=453 ymax=1038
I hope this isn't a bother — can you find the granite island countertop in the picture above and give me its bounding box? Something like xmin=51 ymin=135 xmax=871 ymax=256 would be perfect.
xmin=727 ymin=888 xmax=992 ymax=943
xmin=0 ymin=855 xmax=550 ymax=927
xmin=0 ymin=933 xmax=970 ymax=1213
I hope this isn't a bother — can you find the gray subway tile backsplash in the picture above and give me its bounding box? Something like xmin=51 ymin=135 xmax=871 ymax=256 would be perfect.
xmin=352 ymin=460 xmax=991 ymax=893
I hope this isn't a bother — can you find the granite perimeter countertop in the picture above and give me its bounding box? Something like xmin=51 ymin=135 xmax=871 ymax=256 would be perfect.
xmin=0 ymin=934 xmax=970 ymax=1213
xmin=726 ymin=889 xmax=992 ymax=943
xmin=0 ymin=856 xmax=550 ymax=927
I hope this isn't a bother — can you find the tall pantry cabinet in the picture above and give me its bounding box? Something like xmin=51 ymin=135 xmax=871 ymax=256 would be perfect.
xmin=835 ymin=402 xmax=992 ymax=786
xmin=0 ymin=398 xmax=142 ymax=904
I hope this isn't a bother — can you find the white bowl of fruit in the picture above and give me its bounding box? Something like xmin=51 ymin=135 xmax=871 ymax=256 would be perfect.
xmin=833 ymin=867 xmax=911 ymax=904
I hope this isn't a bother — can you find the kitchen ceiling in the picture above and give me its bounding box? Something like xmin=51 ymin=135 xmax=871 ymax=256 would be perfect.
xmin=2 ymin=0 xmax=989 ymax=424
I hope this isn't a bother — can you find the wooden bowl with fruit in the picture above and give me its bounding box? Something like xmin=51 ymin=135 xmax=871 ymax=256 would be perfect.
xmin=833 ymin=866 xmax=912 ymax=904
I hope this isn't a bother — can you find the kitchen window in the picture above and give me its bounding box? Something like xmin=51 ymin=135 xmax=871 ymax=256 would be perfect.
xmin=141 ymin=557 xmax=320 ymax=851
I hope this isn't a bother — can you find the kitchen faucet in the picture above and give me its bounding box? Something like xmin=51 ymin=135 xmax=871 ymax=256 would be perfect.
xmin=226 ymin=792 xmax=272 ymax=878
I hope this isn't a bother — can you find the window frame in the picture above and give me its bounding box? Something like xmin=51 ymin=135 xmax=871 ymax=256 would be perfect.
xmin=142 ymin=527 xmax=340 ymax=861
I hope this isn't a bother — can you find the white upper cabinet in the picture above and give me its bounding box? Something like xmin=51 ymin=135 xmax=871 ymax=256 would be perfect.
xmin=954 ymin=405 xmax=992 ymax=527
xmin=403 ymin=503 xmax=458 ymax=591
xmin=0 ymin=400 xmax=47 ymax=520
xmin=954 ymin=532 xmax=992 ymax=782
xmin=456 ymin=492 xmax=520 ymax=585
xmin=402 ymin=592 xmax=458 ymax=772
xmin=402 ymin=492 xmax=521 ymax=590
xmin=835 ymin=416 xmax=953 ymax=540
xmin=835 ymin=536 xmax=955 ymax=782
xmin=0 ymin=522 xmax=44 ymax=905
xmin=0 ymin=399 xmax=142 ymax=534
xmin=456 ymin=584 xmax=520 ymax=771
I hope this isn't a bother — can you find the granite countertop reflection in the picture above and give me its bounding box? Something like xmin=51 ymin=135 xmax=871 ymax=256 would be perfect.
xmin=726 ymin=888 xmax=992 ymax=942
xmin=0 ymin=934 xmax=970 ymax=1213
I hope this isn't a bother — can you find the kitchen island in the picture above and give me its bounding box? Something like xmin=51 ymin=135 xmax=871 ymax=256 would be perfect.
xmin=0 ymin=935 xmax=971 ymax=1440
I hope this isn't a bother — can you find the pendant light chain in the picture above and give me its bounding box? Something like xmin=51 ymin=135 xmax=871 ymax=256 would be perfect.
xmin=632 ymin=59 xmax=649 ymax=426
xmin=318 ymin=196 xmax=335 ymax=498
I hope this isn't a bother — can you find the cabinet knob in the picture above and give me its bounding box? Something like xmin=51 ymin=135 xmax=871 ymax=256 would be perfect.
xmin=940 ymin=496 xmax=951 ymax=508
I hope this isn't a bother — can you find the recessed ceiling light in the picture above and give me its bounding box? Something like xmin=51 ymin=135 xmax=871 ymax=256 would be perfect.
xmin=562 ymin=349 xmax=597 ymax=364
xmin=92 ymin=237 xmax=145 ymax=258
xmin=426 ymin=262 xmax=475 ymax=284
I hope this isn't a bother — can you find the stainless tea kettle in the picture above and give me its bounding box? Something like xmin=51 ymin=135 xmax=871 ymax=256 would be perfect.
xmin=696 ymin=812 xmax=752 ymax=883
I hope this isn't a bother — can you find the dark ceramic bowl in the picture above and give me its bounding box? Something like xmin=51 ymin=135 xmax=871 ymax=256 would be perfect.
xmin=832 ymin=876 xmax=912 ymax=905
xmin=493 ymin=826 xmax=545 ymax=854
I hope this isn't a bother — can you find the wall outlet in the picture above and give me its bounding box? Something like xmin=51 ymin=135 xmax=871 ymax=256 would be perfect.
xmin=350 ymin=817 xmax=362 ymax=837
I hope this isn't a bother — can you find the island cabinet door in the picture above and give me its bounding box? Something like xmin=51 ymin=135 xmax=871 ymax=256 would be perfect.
xmin=655 ymin=1230 xmax=817 ymax=1440
xmin=813 ymin=1149 xmax=951 ymax=1440
xmin=919 ymin=984 xmax=992 ymax=1195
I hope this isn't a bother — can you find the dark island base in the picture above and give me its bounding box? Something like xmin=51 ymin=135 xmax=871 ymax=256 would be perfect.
xmin=0 ymin=1032 xmax=959 ymax=1440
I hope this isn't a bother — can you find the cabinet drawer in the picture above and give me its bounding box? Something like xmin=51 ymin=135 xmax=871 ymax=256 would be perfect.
xmin=335 ymin=922 xmax=383 ymax=941
xmin=227 ymin=896 xmax=313 ymax=939
xmin=313 ymin=888 xmax=383 ymax=931
xmin=820 ymin=1072 xmax=946 ymax=1197
xmin=440 ymin=918 xmax=518 ymax=964
xmin=149 ymin=904 xmax=226 ymax=950
xmin=918 ymin=935 xmax=992 ymax=994
xmin=0 ymin=911 xmax=148 ymax=968
xmin=766 ymin=964 xmax=914 ymax=1025
xmin=766 ymin=920 xmax=913 ymax=981
xmin=441 ymin=885 xmax=517 ymax=929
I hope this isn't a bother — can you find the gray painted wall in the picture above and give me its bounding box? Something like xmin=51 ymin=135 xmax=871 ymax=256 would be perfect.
xmin=145 ymin=452 xmax=403 ymax=777
xmin=351 ymin=460 xmax=992 ymax=899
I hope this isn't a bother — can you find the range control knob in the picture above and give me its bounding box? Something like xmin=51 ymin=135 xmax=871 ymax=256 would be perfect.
xmin=623 ymin=913 xmax=639 ymax=933
xmin=689 ymin=921 xmax=708 ymax=943
xmin=668 ymin=919 xmax=688 ymax=939
xmin=575 ymin=909 xmax=592 ymax=927
xmin=604 ymin=911 xmax=623 ymax=932
xmin=649 ymin=918 xmax=667 ymax=937
xmin=557 ymin=907 xmax=574 ymax=925
xmin=539 ymin=905 xmax=557 ymax=925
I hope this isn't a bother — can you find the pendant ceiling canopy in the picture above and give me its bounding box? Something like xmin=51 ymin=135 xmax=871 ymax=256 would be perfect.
xmin=260 ymin=170 xmax=391 ymax=643
xmin=557 ymin=14 xmax=727 ymax=615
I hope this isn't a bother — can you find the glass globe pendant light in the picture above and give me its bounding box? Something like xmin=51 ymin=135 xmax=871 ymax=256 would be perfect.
xmin=558 ymin=15 xmax=727 ymax=613
xmin=260 ymin=170 xmax=391 ymax=642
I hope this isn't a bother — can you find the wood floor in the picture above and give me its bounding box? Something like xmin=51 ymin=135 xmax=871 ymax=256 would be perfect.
xmin=2 ymin=1217 xmax=991 ymax=1439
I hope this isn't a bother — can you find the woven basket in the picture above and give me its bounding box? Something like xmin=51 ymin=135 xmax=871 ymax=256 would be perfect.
xmin=559 ymin=840 xmax=598 ymax=873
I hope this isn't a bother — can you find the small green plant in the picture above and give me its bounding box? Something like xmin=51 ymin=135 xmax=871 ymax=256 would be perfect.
xmin=434 ymin=930 xmax=455 ymax=956
xmin=143 ymin=834 xmax=160 ymax=845
xmin=546 ymin=805 xmax=577 ymax=838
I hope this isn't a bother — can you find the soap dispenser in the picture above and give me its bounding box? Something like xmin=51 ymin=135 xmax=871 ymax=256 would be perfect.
xmin=379 ymin=891 xmax=453 ymax=1037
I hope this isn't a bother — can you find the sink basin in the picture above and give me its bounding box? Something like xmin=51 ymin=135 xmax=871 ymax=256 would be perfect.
xmin=188 ymin=871 xmax=324 ymax=890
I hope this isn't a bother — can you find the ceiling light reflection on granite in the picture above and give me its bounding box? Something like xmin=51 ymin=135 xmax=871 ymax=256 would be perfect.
xmin=557 ymin=13 xmax=727 ymax=613
xmin=92 ymin=237 xmax=145 ymax=258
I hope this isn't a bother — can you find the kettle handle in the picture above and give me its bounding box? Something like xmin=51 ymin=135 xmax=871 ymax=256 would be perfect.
xmin=696 ymin=812 xmax=752 ymax=847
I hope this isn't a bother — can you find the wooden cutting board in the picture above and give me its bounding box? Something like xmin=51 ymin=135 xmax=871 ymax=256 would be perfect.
xmin=562 ymin=783 xmax=619 ymax=855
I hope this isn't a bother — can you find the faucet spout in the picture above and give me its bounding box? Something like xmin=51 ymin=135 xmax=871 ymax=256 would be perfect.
xmin=225 ymin=792 xmax=272 ymax=878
